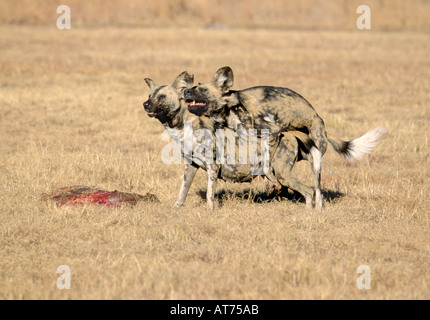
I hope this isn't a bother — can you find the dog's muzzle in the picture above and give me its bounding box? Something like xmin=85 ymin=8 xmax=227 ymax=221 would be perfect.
xmin=143 ymin=100 xmax=161 ymax=118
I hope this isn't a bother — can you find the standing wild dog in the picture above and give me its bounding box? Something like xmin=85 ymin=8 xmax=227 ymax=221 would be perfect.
xmin=184 ymin=66 xmax=386 ymax=210
xmin=143 ymin=71 xmax=314 ymax=209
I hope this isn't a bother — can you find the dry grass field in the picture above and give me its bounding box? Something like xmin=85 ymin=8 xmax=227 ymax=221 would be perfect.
xmin=0 ymin=1 xmax=430 ymax=300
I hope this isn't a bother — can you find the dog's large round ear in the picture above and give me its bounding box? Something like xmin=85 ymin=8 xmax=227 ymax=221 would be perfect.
xmin=172 ymin=71 xmax=194 ymax=93
xmin=211 ymin=66 xmax=234 ymax=93
xmin=144 ymin=78 xmax=158 ymax=92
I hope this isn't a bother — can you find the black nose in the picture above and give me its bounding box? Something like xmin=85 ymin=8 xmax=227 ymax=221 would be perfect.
xmin=143 ymin=101 xmax=149 ymax=108
xmin=184 ymin=89 xmax=192 ymax=96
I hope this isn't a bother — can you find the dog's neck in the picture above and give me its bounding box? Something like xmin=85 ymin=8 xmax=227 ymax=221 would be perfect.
xmin=223 ymin=90 xmax=241 ymax=108
xmin=206 ymin=91 xmax=234 ymax=127
xmin=209 ymin=91 xmax=245 ymax=131
xmin=159 ymin=100 xmax=187 ymax=129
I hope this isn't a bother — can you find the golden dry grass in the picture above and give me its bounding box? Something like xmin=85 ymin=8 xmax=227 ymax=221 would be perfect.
xmin=1 ymin=0 xmax=430 ymax=31
xmin=0 ymin=7 xmax=430 ymax=300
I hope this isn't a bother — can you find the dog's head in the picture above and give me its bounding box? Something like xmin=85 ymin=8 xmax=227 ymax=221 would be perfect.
xmin=143 ymin=71 xmax=194 ymax=123
xmin=184 ymin=66 xmax=234 ymax=117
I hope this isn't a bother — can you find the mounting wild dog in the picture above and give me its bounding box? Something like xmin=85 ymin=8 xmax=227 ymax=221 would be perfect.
xmin=184 ymin=66 xmax=386 ymax=210
xmin=143 ymin=71 xmax=314 ymax=209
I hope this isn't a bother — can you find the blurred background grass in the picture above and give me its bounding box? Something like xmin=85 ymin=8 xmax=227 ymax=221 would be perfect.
xmin=1 ymin=0 xmax=429 ymax=31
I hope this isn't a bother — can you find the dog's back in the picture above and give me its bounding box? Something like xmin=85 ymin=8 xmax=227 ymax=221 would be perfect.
xmin=231 ymin=86 xmax=328 ymax=154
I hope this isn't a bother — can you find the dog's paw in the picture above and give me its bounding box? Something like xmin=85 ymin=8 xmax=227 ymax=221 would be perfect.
xmin=174 ymin=201 xmax=184 ymax=208
xmin=206 ymin=202 xmax=215 ymax=210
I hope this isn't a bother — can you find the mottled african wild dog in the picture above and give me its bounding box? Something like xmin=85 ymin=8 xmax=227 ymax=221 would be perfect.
xmin=143 ymin=71 xmax=313 ymax=209
xmin=184 ymin=66 xmax=387 ymax=210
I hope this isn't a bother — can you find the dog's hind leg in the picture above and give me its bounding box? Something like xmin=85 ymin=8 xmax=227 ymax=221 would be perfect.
xmin=309 ymin=146 xmax=323 ymax=211
xmin=308 ymin=118 xmax=328 ymax=156
xmin=263 ymin=135 xmax=285 ymax=194
xmin=175 ymin=164 xmax=199 ymax=207
xmin=272 ymin=135 xmax=313 ymax=208
xmin=304 ymin=118 xmax=327 ymax=210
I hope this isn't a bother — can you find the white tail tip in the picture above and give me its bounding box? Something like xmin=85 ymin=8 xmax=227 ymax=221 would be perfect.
xmin=348 ymin=127 xmax=387 ymax=161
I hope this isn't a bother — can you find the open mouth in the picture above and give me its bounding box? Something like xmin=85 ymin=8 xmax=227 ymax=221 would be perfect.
xmin=147 ymin=110 xmax=163 ymax=118
xmin=186 ymin=100 xmax=207 ymax=108
xmin=186 ymin=100 xmax=208 ymax=116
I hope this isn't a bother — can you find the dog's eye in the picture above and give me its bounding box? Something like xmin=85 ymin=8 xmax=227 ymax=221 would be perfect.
xmin=199 ymin=87 xmax=208 ymax=93
xmin=158 ymin=94 xmax=166 ymax=101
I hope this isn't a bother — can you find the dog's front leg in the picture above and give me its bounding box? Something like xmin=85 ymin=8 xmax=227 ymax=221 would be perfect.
xmin=206 ymin=164 xmax=219 ymax=210
xmin=175 ymin=164 xmax=199 ymax=207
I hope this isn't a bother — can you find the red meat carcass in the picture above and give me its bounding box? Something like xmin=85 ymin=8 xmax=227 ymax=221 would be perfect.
xmin=42 ymin=186 xmax=159 ymax=207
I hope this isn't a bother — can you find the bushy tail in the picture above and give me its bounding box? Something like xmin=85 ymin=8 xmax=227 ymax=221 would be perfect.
xmin=328 ymin=127 xmax=387 ymax=161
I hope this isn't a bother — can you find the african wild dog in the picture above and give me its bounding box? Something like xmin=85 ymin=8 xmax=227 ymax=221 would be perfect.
xmin=143 ymin=72 xmax=313 ymax=209
xmin=184 ymin=66 xmax=386 ymax=210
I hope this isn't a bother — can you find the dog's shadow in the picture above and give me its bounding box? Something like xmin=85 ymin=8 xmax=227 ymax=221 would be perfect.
xmin=197 ymin=188 xmax=345 ymax=206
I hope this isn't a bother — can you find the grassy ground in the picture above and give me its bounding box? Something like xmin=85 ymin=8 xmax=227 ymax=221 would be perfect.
xmin=2 ymin=0 xmax=430 ymax=31
xmin=0 ymin=25 xmax=429 ymax=299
